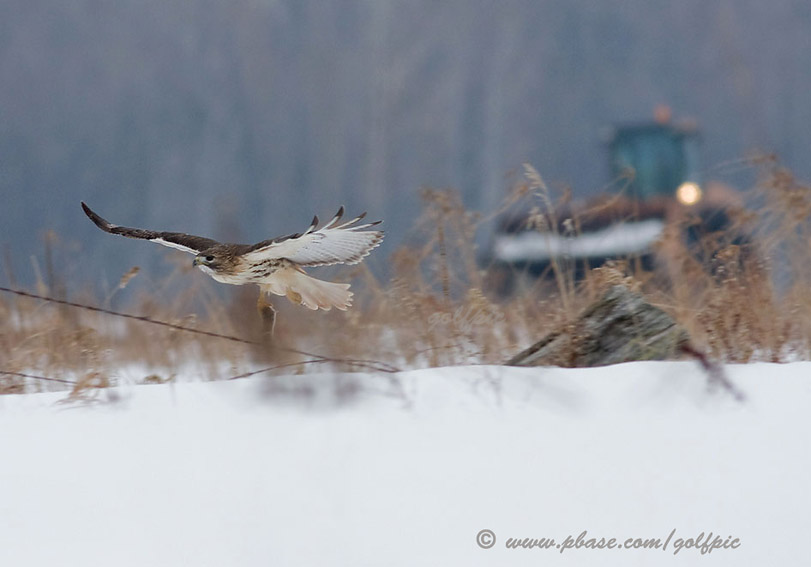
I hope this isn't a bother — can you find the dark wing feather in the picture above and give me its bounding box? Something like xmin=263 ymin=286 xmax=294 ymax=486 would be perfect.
xmin=81 ymin=202 xmax=220 ymax=255
xmin=245 ymin=212 xmax=324 ymax=252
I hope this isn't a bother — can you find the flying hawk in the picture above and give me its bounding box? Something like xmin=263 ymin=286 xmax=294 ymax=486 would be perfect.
xmin=81 ymin=202 xmax=383 ymax=322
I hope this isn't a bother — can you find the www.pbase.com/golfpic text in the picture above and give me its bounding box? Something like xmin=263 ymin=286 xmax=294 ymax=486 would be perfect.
xmin=476 ymin=528 xmax=741 ymax=556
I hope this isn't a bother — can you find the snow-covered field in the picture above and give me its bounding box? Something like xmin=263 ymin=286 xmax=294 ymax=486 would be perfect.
xmin=1 ymin=361 xmax=809 ymax=566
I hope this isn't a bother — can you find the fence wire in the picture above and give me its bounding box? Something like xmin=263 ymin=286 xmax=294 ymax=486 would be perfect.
xmin=0 ymin=285 xmax=400 ymax=389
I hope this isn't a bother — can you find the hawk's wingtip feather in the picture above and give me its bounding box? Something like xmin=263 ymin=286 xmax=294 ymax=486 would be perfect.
xmin=81 ymin=201 xmax=112 ymax=232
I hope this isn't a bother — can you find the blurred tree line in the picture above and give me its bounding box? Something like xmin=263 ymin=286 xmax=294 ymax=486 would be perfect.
xmin=1 ymin=0 xmax=809 ymax=290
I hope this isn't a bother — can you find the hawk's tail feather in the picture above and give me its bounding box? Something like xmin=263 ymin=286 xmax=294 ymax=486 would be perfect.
xmin=261 ymin=269 xmax=352 ymax=311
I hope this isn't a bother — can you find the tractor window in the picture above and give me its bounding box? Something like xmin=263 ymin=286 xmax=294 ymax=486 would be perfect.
xmin=609 ymin=126 xmax=693 ymax=199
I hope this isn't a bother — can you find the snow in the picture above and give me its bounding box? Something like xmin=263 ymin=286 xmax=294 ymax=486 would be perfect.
xmin=1 ymin=361 xmax=810 ymax=566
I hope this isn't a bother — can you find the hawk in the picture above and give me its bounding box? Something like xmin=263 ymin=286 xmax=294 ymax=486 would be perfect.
xmin=81 ymin=202 xmax=383 ymax=330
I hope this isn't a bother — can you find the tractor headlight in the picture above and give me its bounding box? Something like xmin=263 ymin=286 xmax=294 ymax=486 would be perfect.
xmin=676 ymin=181 xmax=702 ymax=205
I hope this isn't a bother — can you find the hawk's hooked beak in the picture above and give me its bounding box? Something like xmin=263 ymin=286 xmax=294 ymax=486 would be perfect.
xmin=192 ymin=257 xmax=201 ymax=267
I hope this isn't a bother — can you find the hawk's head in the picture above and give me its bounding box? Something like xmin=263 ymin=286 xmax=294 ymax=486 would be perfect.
xmin=192 ymin=253 xmax=217 ymax=269
xmin=192 ymin=246 xmax=241 ymax=276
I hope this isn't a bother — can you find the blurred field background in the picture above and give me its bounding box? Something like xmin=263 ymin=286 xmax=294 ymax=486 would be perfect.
xmin=2 ymin=156 xmax=809 ymax=395
xmin=1 ymin=1 xmax=811 ymax=394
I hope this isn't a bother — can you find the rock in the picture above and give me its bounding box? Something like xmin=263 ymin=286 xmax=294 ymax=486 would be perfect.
xmin=506 ymin=285 xmax=745 ymax=400
xmin=506 ymin=285 xmax=690 ymax=367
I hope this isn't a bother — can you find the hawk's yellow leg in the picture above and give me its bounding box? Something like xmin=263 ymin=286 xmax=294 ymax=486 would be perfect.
xmin=257 ymin=291 xmax=276 ymax=339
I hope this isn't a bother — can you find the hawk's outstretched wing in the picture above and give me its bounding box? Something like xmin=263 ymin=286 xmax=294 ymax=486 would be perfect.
xmin=243 ymin=207 xmax=384 ymax=267
xmin=81 ymin=202 xmax=220 ymax=255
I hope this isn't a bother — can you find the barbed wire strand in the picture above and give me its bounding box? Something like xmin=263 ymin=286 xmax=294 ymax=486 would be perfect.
xmin=0 ymin=370 xmax=76 ymax=385
xmin=0 ymin=286 xmax=400 ymax=385
xmin=1 ymin=285 xmax=258 ymax=346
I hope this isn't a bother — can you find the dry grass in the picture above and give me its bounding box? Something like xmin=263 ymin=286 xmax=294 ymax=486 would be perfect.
xmin=2 ymin=156 xmax=810 ymax=395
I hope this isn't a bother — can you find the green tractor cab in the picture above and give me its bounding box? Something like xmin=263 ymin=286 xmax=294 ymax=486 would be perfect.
xmin=608 ymin=122 xmax=702 ymax=205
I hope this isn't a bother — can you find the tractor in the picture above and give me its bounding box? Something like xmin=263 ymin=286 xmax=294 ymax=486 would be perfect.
xmin=489 ymin=112 xmax=748 ymax=288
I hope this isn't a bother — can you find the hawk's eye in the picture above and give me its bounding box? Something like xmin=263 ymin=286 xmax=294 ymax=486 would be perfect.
xmin=205 ymin=255 xmax=214 ymax=262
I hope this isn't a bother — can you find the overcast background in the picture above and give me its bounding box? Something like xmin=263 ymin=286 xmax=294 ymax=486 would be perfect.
xmin=1 ymin=0 xmax=810 ymax=291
